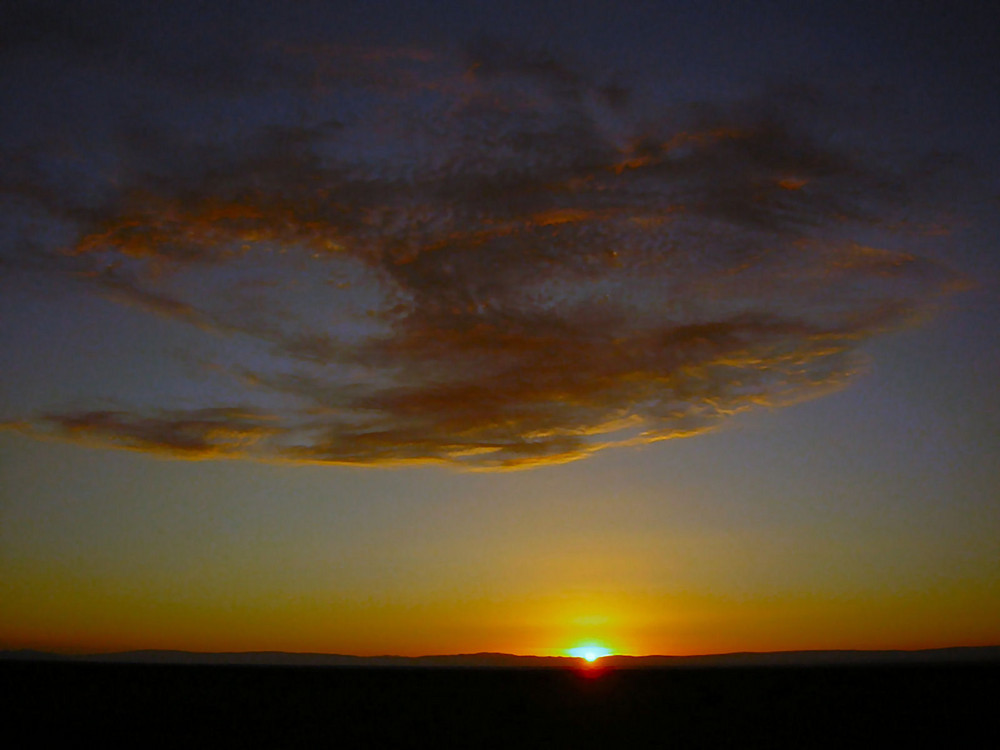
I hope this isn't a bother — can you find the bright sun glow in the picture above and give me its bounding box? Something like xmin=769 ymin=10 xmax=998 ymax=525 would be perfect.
xmin=568 ymin=645 xmax=612 ymax=662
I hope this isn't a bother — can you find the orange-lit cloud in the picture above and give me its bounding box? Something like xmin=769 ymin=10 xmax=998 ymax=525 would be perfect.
xmin=1 ymin=35 xmax=961 ymax=469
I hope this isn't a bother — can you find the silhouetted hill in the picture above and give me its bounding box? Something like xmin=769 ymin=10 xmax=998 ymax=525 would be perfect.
xmin=3 ymin=645 xmax=998 ymax=667
xmin=3 ymin=654 xmax=998 ymax=747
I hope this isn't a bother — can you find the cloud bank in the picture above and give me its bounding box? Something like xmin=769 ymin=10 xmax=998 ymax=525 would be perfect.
xmin=1 ymin=29 xmax=960 ymax=469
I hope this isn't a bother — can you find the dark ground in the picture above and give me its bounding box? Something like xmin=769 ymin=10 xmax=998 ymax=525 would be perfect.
xmin=4 ymin=661 xmax=997 ymax=748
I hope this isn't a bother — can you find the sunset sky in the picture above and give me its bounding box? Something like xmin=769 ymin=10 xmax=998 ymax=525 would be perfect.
xmin=1 ymin=0 xmax=998 ymax=657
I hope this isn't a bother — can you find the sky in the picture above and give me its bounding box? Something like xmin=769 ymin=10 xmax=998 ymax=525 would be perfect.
xmin=1 ymin=0 xmax=998 ymax=657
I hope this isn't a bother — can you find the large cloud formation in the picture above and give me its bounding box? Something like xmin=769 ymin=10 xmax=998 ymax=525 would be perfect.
xmin=1 ymin=20 xmax=960 ymax=468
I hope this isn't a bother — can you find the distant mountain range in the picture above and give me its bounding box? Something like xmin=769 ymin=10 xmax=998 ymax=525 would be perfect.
xmin=3 ymin=645 xmax=999 ymax=667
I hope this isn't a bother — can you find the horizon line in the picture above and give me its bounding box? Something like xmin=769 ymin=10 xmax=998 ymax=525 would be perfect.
xmin=5 ymin=644 xmax=999 ymax=661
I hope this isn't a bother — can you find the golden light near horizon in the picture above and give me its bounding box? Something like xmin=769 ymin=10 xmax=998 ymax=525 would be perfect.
xmin=538 ymin=598 xmax=638 ymax=658
xmin=567 ymin=645 xmax=613 ymax=662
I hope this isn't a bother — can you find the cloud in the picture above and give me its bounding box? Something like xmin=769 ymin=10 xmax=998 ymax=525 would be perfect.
xmin=1 ymin=35 xmax=962 ymax=469
xmin=11 ymin=409 xmax=277 ymax=459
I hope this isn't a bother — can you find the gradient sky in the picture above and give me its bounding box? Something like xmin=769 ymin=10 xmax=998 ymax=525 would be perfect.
xmin=1 ymin=0 xmax=998 ymax=657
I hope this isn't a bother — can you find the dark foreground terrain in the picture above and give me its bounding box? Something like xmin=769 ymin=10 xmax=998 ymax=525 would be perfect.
xmin=5 ymin=661 xmax=997 ymax=748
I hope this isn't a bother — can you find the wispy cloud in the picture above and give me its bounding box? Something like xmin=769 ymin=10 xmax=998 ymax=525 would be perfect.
xmin=1 ymin=31 xmax=961 ymax=468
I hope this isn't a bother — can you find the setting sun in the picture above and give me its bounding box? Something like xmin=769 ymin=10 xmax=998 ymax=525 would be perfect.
xmin=568 ymin=645 xmax=612 ymax=662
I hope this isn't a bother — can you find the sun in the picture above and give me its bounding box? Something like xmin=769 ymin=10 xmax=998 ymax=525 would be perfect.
xmin=567 ymin=645 xmax=612 ymax=662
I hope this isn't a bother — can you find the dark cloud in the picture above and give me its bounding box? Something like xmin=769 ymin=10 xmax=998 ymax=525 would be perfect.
xmin=1 ymin=32 xmax=961 ymax=469
xmin=13 ymin=408 xmax=279 ymax=458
